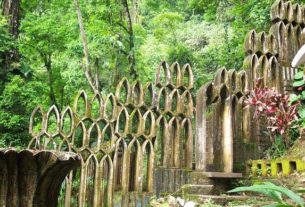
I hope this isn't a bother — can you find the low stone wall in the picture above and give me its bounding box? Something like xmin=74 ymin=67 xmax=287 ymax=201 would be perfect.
xmin=248 ymin=158 xmax=305 ymax=177
xmin=154 ymin=168 xmax=193 ymax=196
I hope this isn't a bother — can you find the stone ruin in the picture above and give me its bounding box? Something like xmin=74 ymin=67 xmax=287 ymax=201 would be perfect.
xmin=14 ymin=0 xmax=305 ymax=206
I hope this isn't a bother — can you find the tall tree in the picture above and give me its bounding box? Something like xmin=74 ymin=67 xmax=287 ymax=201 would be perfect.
xmin=121 ymin=0 xmax=137 ymax=79
xmin=0 ymin=0 xmax=21 ymax=93
xmin=74 ymin=0 xmax=99 ymax=93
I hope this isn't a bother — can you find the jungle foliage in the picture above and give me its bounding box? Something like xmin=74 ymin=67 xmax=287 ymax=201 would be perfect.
xmin=0 ymin=0 xmax=299 ymax=147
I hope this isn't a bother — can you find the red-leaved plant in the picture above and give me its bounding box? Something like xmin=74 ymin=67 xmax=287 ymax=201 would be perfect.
xmin=245 ymin=79 xmax=299 ymax=146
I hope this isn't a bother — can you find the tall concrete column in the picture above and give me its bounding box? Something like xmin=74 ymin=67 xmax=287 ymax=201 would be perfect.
xmin=195 ymin=84 xmax=212 ymax=171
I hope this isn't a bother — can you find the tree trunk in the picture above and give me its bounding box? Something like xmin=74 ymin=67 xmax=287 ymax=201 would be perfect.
xmin=0 ymin=0 xmax=21 ymax=93
xmin=2 ymin=0 xmax=20 ymax=39
xmin=73 ymin=0 xmax=99 ymax=93
xmin=43 ymin=53 xmax=59 ymax=109
xmin=121 ymin=0 xmax=137 ymax=79
xmin=131 ymin=0 xmax=139 ymax=23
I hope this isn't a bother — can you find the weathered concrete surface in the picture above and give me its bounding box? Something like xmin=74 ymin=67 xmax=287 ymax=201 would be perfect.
xmin=0 ymin=149 xmax=80 ymax=207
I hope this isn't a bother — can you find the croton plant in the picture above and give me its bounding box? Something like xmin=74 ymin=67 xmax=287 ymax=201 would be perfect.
xmin=245 ymin=78 xmax=299 ymax=147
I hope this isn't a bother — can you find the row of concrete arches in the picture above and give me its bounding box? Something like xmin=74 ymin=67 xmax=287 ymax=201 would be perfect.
xmin=58 ymin=136 xmax=155 ymax=207
xmin=30 ymin=107 xmax=155 ymax=149
xmin=270 ymin=21 xmax=305 ymax=64
xmin=155 ymin=61 xmax=194 ymax=89
xmin=243 ymin=54 xmax=283 ymax=92
xmin=271 ymin=0 xmax=305 ymax=24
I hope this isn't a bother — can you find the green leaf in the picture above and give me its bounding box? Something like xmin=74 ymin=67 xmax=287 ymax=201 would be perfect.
xmin=228 ymin=185 xmax=283 ymax=203
xmin=301 ymin=91 xmax=305 ymax=100
xmin=299 ymin=108 xmax=305 ymax=119
xmin=293 ymin=80 xmax=305 ymax=87
xmin=295 ymin=71 xmax=304 ymax=80
xmin=259 ymin=182 xmax=304 ymax=207
xmin=228 ymin=182 xmax=305 ymax=207
xmin=290 ymin=94 xmax=301 ymax=103
xmin=262 ymin=204 xmax=292 ymax=207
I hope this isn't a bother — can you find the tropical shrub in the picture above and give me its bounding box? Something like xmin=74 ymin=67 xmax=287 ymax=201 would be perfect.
xmin=245 ymin=79 xmax=299 ymax=148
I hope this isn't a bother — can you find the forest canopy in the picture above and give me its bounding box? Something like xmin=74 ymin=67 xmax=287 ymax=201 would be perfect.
xmin=0 ymin=0 xmax=302 ymax=147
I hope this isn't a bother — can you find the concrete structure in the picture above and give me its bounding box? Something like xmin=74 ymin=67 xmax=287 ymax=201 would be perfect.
xmin=25 ymin=0 xmax=304 ymax=206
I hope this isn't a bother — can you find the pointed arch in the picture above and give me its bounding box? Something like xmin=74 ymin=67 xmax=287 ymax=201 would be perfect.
xmin=155 ymin=61 xmax=170 ymax=87
xmin=267 ymin=34 xmax=278 ymax=56
xmin=131 ymin=80 xmax=144 ymax=106
xmin=244 ymin=30 xmax=257 ymax=54
xmin=61 ymin=106 xmax=74 ymax=138
xmin=128 ymin=109 xmax=143 ymax=135
xmin=82 ymin=154 xmax=98 ymax=207
xmin=113 ymin=138 xmax=127 ymax=192
xmin=270 ymin=21 xmax=287 ymax=63
xmin=96 ymin=118 xmax=109 ymax=132
xmin=285 ymin=1 xmax=293 ymax=23
xmin=49 ymin=134 xmax=64 ymax=150
xmin=225 ymin=69 xmax=237 ymax=92
xmin=101 ymin=123 xmax=113 ymax=144
xmin=268 ymin=56 xmax=282 ymax=92
xmin=115 ymin=78 xmax=130 ymax=105
xmin=214 ymin=68 xmax=227 ymax=86
xmin=182 ymin=64 xmax=194 ymax=89
xmin=143 ymin=83 xmax=155 ymax=108
xmin=257 ymin=31 xmax=266 ymax=55
xmin=169 ymin=89 xmax=181 ymax=114
xmin=180 ymin=118 xmax=193 ymax=168
xmin=219 ymin=84 xmax=229 ymax=100
xmin=127 ymin=138 xmax=140 ymax=191
xmin=90 ymin=93 xmax=103 ymax=120
xmin=141 ymin=140 xmax=154 ymax=192
xmin=168 ymin=117 xmax=180 ymax=167
xmin=103 ymin=93 xmax=117 ymax=121
xmin=271 ymin=0 xmax=285 ymax=21
xmin=295 ymin=25 xmax=302 ymax=50
xmin=157 ymin=87 xmax=169 ymax=112
xmin=295 ymin=4 xmax=302 ymax=24
xmin=45 ymin=105 xmax=60 ymax=136
xmin=181 ymin=91 xmax=193 ymax=117
xmin=243 ymin=54 xmax=258 ymax=89
xmin=87 ymin=122 xmax=101 ymax=149
xmin=99 ymin=155 xmax=114 ymax=207
xmin=59 ymin=139 xmax=71 ymax=152
xmin=73 ymin=90 xmax=89 ymax=118
xmin=237 ymin=71 xmax=248 ymax=94
xmin=72 ymin=121 xmax=86 ymax=149
xmin=170 ymin=62 xmax=181 ymax=88
xmin=258 ymin=55 xmax=269 ymax=87
xmin=155 ymin=115 xmax=168 ymax=167
xmin=115 ymin=107 xmax=129 ymax=136
xmin=29 ymin=106 xmax=45 ymax=137
xmin=286 ymin=23 xmax=296 ymax=61
xmin=143 ymin=110 xmax=156 ymax=137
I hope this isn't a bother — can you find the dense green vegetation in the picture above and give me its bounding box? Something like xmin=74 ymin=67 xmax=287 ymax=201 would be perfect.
xmin=1 ymin=0 xmax=304 ymax=147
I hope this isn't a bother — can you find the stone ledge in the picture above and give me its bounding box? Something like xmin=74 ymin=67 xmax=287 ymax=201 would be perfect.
xmin=205 ymin=172 xmax=243 ymax=178
xmin=191 ymin=171 xmax=243 ymax=178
